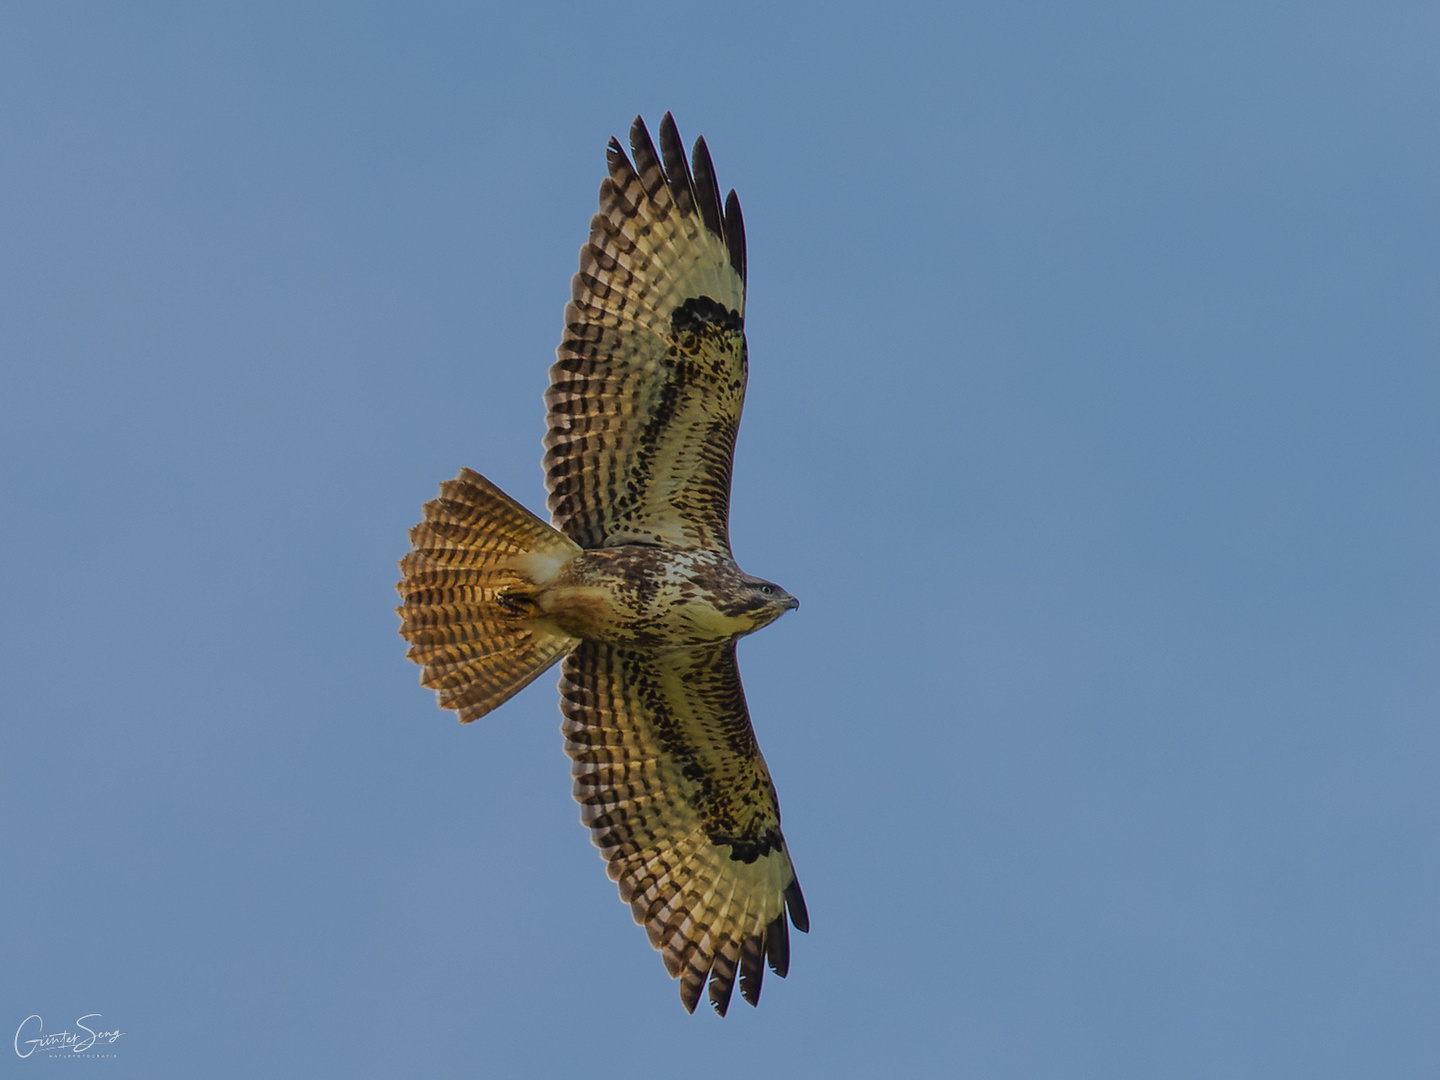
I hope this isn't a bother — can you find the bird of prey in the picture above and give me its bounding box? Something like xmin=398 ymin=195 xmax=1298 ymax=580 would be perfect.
xmin=396 ymin=114 xmax=807 ymax=1015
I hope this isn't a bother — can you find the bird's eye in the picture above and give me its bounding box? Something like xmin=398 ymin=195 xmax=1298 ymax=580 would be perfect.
xmin=760 ymin=585 xmax=774 ymax=595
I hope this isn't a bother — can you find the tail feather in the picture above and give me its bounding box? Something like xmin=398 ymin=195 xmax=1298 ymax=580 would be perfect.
xmin=398 ymin=468 xmax=582 ymax=722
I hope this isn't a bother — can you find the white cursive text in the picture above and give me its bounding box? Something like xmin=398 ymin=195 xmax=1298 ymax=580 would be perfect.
xmin=14 ymin=1014 xmax=124 ymax=1058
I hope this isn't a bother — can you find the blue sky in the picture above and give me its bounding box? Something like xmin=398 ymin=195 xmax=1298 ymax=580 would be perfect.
xmin=2 ymin=2 xmax=1436 ymax=1077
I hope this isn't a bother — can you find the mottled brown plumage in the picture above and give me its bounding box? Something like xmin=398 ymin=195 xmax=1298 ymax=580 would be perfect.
xmin=397 ymin=114 xmax=805 ymax=1015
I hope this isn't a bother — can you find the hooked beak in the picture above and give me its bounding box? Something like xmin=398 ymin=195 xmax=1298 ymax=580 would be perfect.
xmin=785 ymin=596 xmax=800 ymax=612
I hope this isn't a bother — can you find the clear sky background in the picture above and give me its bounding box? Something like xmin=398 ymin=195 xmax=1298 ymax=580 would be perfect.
xmin=2 ymin=2 xmax=1436 ymax=1077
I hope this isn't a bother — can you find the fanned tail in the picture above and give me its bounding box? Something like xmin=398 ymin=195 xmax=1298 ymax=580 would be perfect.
xmin=397 ymin=468 xmax=582 ymax=722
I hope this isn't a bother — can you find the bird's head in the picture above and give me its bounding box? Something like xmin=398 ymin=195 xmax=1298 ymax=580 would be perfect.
xmin=735 ymin=576 xmax=799 ymax=632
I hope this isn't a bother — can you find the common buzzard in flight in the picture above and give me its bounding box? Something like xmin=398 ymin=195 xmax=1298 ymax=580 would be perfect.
xmin=397 ymin=114 xmax=807 ymax=1015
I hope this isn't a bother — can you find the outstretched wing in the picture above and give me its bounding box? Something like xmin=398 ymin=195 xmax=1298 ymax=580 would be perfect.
xmin=545 ymin=113 xmax=748 ymax=554
xmin=558 ymin=641 xmax=808 ymax=1015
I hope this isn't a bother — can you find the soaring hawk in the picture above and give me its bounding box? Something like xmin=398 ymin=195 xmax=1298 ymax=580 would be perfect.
xmin=396 ymin=114 xmax=807 ymax=1015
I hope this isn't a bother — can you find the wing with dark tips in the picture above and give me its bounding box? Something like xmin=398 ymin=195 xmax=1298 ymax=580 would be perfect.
xmin=545 ymin=114 xmax=749 ymax=553
xmin=558 ymin=640 xmax=807 ymax=1014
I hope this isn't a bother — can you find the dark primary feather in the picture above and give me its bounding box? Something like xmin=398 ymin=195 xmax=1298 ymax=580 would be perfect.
xmin=690 ymin=134 xmax=728 ymax=257
xmin=657 ymin=113 xmax=698 ymax=219
xmin=724 ymin=189 xmax=746 ymax=286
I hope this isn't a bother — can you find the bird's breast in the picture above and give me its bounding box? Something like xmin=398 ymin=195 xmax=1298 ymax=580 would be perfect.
xmin=536 ymin=546 xmax=751 ymax=645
